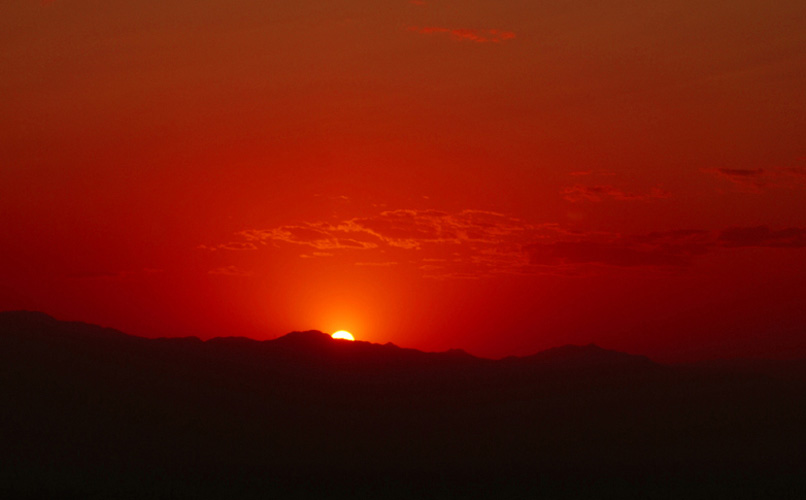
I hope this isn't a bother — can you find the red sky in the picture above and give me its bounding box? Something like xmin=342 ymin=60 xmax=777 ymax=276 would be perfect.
xmin=2 ymin=0 xmax=805 ymax=362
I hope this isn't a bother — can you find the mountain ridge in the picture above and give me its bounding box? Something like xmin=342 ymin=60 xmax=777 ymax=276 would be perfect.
xmin=1 ymin=310 xmax=805 ymax=498
xmin=0 ymin=310 xmax=653 ymax=369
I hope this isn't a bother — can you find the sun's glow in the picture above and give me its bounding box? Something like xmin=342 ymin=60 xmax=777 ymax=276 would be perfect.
xmin=331 ymin=330 xmax=355 ymax=341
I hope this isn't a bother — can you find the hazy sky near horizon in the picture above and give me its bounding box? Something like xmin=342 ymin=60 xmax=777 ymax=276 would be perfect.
xmin=2 ymin=0 xmax=805 ymax=361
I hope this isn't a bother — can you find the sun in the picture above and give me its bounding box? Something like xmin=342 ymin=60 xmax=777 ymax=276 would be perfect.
xmin=331 ymin=330 xmax=355 ymax=341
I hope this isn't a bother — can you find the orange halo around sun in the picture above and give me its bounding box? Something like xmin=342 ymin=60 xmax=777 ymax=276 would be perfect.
xmin=331 ymin=330 xmax=355 ymax=341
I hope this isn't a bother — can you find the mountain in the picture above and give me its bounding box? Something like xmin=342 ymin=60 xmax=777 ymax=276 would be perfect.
xmin=0 ymin=311 xmax=657 ymax=382
xmin=1 ymin=311 xmax=805 ymax=499
xmin=501 ymin=342 xmax=658 ymax=373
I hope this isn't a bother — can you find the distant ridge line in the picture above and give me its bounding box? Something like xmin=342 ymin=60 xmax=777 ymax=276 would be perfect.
xmin=0 ymin=310 xmax=653 ymax=368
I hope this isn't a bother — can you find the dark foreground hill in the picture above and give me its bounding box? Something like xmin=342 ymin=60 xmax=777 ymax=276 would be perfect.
xmin=1 ymin=311 xmax=805 ymax=499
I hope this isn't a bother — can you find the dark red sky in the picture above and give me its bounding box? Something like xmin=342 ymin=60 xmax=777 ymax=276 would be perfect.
xmin=2 ymin=0 xmax=805 ymax=361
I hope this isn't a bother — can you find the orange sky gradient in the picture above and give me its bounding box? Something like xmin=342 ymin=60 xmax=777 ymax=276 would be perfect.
xmin=2 ymin=0 xmax=805 ymax=361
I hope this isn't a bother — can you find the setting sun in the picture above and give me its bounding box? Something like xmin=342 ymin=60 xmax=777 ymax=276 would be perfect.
xmin=331 ymin=331 xmax=355 ymax=341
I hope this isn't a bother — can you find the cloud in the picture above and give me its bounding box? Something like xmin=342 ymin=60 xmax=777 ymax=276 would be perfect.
xmin=524 ymin=226 xmax=806 ymax=269
xmin=240 ymin=226 xmax=378 ymax=251
xmin=527 ymin=241 xmax=686 ymax=267
xmin=525 ymin=230 xmax=710 ymax=268
xmin=714 ymin=168 xmax=765 ymax=179
xmin=705 ymin=167 xmax=806 ymax=192
xmin=562 ymin=185 xmax=670 ymax=202
xmin=213 ymin=210 xmax=806 ymax=278
xmin=199 ymin=242 xmax=258 ymax=251
xmin=349 ymin=209 xmax=538 ymax=249
xmin=718 ymin=226 xmax=806 ymax=249
xmin=208 ymin=266 xmax=252 ymax=276
xmin=705 ymin=168 xmax=767 ymax=191
xmin=241 ymin=210 xmax=547 ymax=253
xmin=300 ymin=252 xmax=335 ymax=259
xmin=409 ymin=27 xmax=516 ymax=43
xmin=228 ymin=209 xmax=559 ymax=277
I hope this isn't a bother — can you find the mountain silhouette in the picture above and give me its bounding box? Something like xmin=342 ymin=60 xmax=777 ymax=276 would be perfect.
xmin=1 ymin=311 xmax=804 ymax=499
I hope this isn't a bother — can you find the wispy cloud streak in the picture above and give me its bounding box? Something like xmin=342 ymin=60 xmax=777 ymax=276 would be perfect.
xmin=210 ymin=209 xmax=806 ymax=279
xmin=705 ymin=167 xmax=806 ymax=192
xmin=409 ymin=27 xmax=516 ymax=43
xmin=562 ymin=185 xmax=670 ymax=202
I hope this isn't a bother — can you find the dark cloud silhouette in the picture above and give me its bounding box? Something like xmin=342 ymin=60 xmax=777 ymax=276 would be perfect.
xmin=718 ymin=226 xmax=806 ymax=248
xmin=705 ymin=167 xmax=806 ymax=191
xmin=562 ymin=185 xmax=669 ymax=202
xmin=525 ymin=226 xmax=806 ymax=268
xmin=525 ymin=230 xmax=709 ymax=268
xmin=706 ymin=168 xmax=767 ymax=190
xmin=527 ymin=241 xmax=682 ymax=267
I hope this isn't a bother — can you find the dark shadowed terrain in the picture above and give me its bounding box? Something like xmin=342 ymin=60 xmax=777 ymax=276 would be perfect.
xmin=1 ymin=311 xmax=805 ymax=498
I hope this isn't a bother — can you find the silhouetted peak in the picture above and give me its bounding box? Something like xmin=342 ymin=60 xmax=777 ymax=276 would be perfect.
xmin=0 ymin=310 xmax=58 ymax=325
xmin=272 ymin=330 xmax=333 ymax=347
xmin=0 ymin=310 xmax=130 ymax=343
